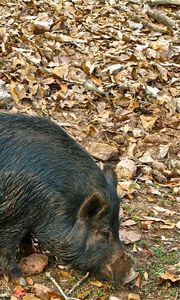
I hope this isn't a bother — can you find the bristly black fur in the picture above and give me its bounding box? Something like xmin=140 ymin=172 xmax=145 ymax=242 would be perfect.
xmin=0 ymin=113 xmax=130 ymax=283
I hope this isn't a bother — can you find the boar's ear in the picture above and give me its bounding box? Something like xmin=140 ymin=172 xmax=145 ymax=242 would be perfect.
xmin=78 ymin=192 xmax=108 ymax=220
xmin=103 ymin=164 xmax=118 ymax=188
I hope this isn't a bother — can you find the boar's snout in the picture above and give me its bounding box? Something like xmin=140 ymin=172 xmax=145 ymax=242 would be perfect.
xmin=101 ymin=245 xmax=136 ymax=284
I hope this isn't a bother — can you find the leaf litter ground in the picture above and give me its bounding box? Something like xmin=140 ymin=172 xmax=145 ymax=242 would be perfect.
xmin=0 ymin=0 xmax=179 ymax=299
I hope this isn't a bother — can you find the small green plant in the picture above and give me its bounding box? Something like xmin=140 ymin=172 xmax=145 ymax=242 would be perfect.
xmin=152 ymin=246 xmax=165 ymax=257
xmin=153 ymin=266 xmax=165 ymax=275
xmin=97 ymin=289 xmax=103 ymax=297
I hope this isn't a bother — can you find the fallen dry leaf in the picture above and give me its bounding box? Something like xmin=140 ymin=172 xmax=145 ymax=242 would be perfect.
xmin=135 ymin=273 xmax=142 ymax=289
xmin=128 ymin=293 xmax=141 ymax=300
xmin=160 ymin=271 xmax=180 ymax=283
xmin=120 ymin=230 xmax=141 ymax=244
xmin=10 ymin=81 xmax=20 ymax=104
xmin=89 ymin=280 xmax=104 ymax=287
xmin=34 ymin=283 xmax=52 ymax=300
xmin=76 ymin=290 xmax=90 ymax=299
xmin=14 ymin=286 xmax=26 ymax=298
xmin=140 ymin=115 xmax=157 ymax=129
xmin=144 ymin=272 xmax=148 ymax=281
xmin=121 ymin=219 xmax=136 ymax=226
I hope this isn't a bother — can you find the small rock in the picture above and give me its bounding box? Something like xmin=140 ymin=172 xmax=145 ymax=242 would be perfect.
xmin=18 ymin=254 xmax=48 ymax=275
xmin=86 ymin=142 xmax=118 ymax=161
xmin=116 ymin=158 xmax=137 ymax=180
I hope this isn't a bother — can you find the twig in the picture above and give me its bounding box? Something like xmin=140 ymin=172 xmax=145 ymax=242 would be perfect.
xmin=46 ymin=272 xmax=80 ymax=300
xmin=159 ymin=62 xmax=180 ymax=68
xmin=147 ymin=9 xmax=176 ymax=29
xmin=67 ymin=272 xmax=89 ymax=296
xmin=113 ymin=6 xmax=168 ymax=33
xmin=148 ymin=0 xmax=180 ymax=6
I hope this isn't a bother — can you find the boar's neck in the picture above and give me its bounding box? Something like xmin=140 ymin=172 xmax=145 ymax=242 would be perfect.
xmin=34 ymin=211 xmax=87 ymax=262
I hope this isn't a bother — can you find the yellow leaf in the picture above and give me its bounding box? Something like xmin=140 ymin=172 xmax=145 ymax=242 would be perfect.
xmin=60 ymin=83 xmax=68 ymax=94
xmin=59 ymin=269 xmax=71 ymax=279
xmin=140 ymin=115 xmax=157 ymax=129
xmin=135 ymin=273 xmax=142 ymax=288
xmin=76 ymin=290 xmax=90 ymax=299
xmin=144 ymin=272 xmax=148 ymax=280
xmin=92 ymin=76 xmax=102 ymax=86
xmin=128 ymin=293 xmax=141 ymax=300
xmin=10 ymin=81 xmax=20 ymax=104
xmin=160 ymin=271 xmax=180 ymax=282
xmin=90 ymin=280 xmax=104 ymax=287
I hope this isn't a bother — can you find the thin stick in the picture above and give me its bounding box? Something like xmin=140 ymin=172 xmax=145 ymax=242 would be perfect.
xmin=148 ymin=0 xmax=180 ymax=6
xmin=46 ymin=272 xmax=67 ymax=299
xmin=67 ymin=272 xmax=89 ymax=296
xmin=46 ymin=272 xmax=81 ymax=300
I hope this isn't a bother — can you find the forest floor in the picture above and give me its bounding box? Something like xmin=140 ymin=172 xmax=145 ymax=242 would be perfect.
xmin=0 ymin=0 xmax=179 ymax=299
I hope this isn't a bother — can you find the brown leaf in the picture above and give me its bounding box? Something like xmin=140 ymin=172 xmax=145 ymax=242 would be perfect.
xmin=140 ymin=221 xmax=152 ymax=231
xmin=34 ymin=283 xmax=51 ymax=300
xmin=121 ymin=219 xmax=136 ymax=226
xmin=120 ymin=229 xmax=141 ymax=244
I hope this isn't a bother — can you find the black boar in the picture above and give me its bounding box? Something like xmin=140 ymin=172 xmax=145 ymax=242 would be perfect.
xmin=0 ymin=113 xmax=135 ymax=285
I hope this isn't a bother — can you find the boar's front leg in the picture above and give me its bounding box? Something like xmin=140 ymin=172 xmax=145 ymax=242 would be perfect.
xmin=0 ymin=232 xmax=27 ymax=286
